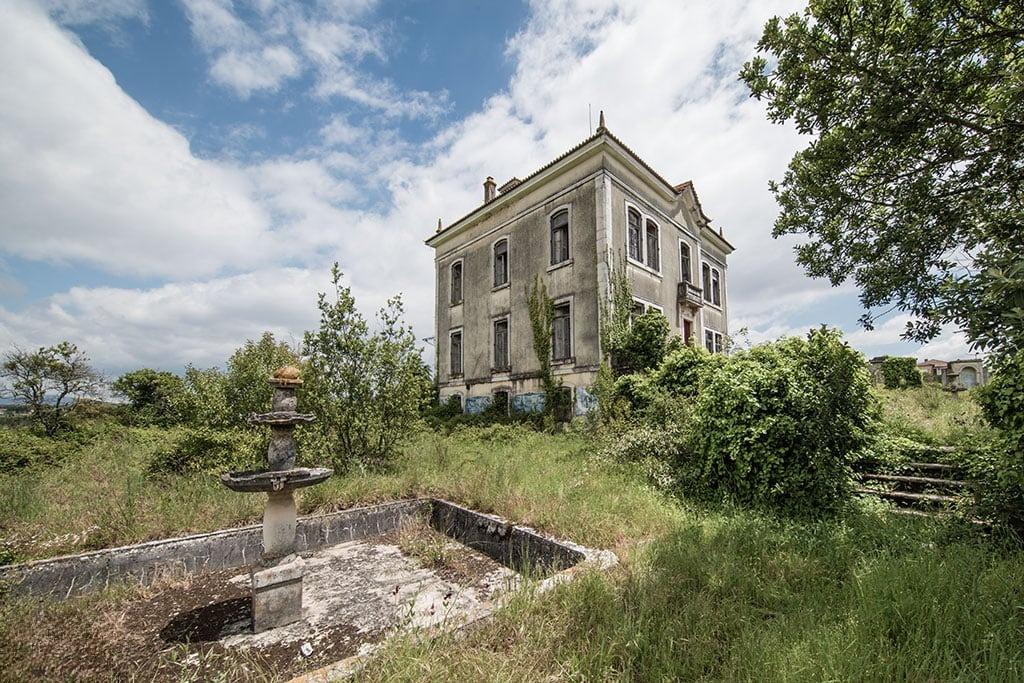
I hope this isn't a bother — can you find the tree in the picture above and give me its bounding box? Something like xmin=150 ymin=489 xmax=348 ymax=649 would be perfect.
xmin=880 ymin=356 xmax=924 ymax=389
xmin=741 ymin=1 xmax=1024 ymax=358
xmin=224 ymin=332 xmax=298 ymax=422
xmin=302 ymin=265 xmax=427 ymax=470
xmin=1 ymin=342 xmax=103 ymax=435
xmin=112 ymin=369 xmax=184 ymax=425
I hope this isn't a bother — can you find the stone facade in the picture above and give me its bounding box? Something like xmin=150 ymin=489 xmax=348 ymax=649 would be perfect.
xmin=426 ymin=124 xmax=734 ymax=414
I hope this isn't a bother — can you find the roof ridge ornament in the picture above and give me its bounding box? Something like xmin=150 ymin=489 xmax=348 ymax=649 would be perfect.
xmin=596 ymin=110 xmax=607 ymax=133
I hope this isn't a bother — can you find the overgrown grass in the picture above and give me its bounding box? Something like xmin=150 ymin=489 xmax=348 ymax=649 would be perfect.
xmin=2 ymin=420 xmax=1023 ymax=681
xmin=362 ymin=509 xmax=1024 ymax=681
xmin=0 ymin=423 xmax=677 ymax=562
xmin=874 ymin=383 xmax=986 ymax=446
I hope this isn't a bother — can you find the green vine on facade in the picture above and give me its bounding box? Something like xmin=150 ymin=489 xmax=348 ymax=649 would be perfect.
xmin=599 ymin=254 xmax=634 ymax=367
xmin=527 ymin=274 xmax=562 ymax=415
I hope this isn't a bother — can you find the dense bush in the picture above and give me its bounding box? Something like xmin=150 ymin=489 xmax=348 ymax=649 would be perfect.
xmin=302 ymin=265 xmax=431 ymax=471
xmin=651 ymin=344 xmax=724 ymax=398
xmin=616 ymin=311 xmax=677 ymax=373
xmin=962 ymin=351 xmax=1024 ymax=531
xmin=599 ymin=424 xmax=682 ymax=489
xmin=150 ymin=426 xmax=263 ymax=475
xmin=112 ymin=369 xmax=184 ymax=426
xmin=686 ymin=328 xmax=874 ymax=514
xmin=881 ymin=356 xmax=923 ymax=389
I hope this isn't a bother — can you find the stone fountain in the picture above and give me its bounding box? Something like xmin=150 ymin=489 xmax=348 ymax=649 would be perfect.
xmin=220 ymin=366 xmax=332 ymax=633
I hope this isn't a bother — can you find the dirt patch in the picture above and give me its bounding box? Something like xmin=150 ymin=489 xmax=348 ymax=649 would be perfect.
xmin=0 ymin=567 xmax=383 ymax=682
xmin=382 ymin=517 xmax=510 ymax=595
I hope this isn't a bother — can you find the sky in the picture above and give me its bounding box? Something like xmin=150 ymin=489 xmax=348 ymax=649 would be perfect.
xmin=0 ymin=0 xmax=975 ymax=377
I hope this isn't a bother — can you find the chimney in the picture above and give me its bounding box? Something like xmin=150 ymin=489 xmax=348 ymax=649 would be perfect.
xmin=483 ymin=176 xmax=496 ymax=202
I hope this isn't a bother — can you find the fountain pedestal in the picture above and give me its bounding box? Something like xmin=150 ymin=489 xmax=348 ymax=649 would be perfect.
xmin=220 ymin=367 xmax=332 ymax=633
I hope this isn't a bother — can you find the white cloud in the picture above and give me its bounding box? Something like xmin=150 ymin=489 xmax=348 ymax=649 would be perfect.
xmin=40 ymin=0 xmax=148 ymax=27
xmin=209 ymin=44 xmax=302 ymax=97
xmin=0 ymin=0 xmax=278 ymax=279
xmin=5 ymin=0 xmax=968 ymax=374
xmin=179 ymin=0 xmax=448 ymax=116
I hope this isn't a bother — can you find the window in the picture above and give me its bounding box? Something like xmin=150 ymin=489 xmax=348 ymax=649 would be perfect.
xmin=493 ymin=318 xmax=509 ymax=370
xmin=552 ymin=302 xmax=572 ymax=360
xmin=450 ymin=261 xmax=463 ymax=304
xmin=627 ymin=208 xmax=642 ymax=262
xmin=450 ymin=330 xmax=463 ymax=376
xmin=702 ymin=263 xmax=712 ymax=302
xmin=550 ymin=209 xmax=569 ymax=265
xmin=493 ymin=238 xmax=509 ymax=287
xmin=630 ymin=299 xmax=646 ymax=323
xmin=631 ymin=299 xmax=663 ymax=322
xmin=711 ymin=268 xmax=721 ymax=306
xmin=680 ymin=243 xmax=691 ymax=283
xmin=683 ymin=319 xmax=693 ymax=344
xmin=704 ymin=330 xmax=723 ymax=354
xmin=645 ymin=220 xmax=660 ymax=270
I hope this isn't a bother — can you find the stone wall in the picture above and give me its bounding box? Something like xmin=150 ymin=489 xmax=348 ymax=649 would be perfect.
xmin=0 ymin=500 xmax=426 ymax=598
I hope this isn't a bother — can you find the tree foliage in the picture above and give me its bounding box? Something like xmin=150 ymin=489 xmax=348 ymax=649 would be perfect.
xmin=302 ymin=264 xmax=428 ymax=470
xmin=112 ymin=369 xmax=184 ymax=426
xmin=741 ymin=0 xmax=1024 ymax=357
xmin=880 ymin=356 xmax=923 ymax=389
xmin=687 ymin=327 xmax=875 ymax=514
xmin=1 ymin=342 xmax=103 ymax=436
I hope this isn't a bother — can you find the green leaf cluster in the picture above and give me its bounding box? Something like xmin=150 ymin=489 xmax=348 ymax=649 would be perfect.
xmin=880 ymin=356 xmax=923 ymax=389
xmin=301 ymin=264 xmax=429 ymax=471
xmin=741 ymin=0 xmax=1024 ymax=358
xmin=604 ymin=328 xmax=875 ymax=515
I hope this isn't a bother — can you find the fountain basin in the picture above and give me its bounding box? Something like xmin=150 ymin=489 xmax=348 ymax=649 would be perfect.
xmin=249 ymin=411 xmax=316 ymax=427
xmin=220 ymin=467 xmax=333 ymax=493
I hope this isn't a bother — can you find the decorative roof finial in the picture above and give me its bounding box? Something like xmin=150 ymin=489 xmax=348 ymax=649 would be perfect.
xmin=597 ymin=110 xmax=606 ymax=133
xmin=436 ymin=218 xmax=443 ymax=233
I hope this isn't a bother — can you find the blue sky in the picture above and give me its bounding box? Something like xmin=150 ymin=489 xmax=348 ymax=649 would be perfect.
xmin=0 ymin=0 xmax=972 ymax=376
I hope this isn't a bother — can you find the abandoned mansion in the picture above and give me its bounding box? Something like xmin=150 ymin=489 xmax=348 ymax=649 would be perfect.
xmin=426 ymin=117 xmax=734 ymax=415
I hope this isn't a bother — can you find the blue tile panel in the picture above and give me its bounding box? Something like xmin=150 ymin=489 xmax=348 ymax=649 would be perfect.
xmin=465 ymin=395 xmax=492 ymax=415
xmin=511 ymin=392 xmax=546 ymax=414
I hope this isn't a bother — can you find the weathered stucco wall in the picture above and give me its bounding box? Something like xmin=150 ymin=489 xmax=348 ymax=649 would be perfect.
xmin=431 ymin=134 xmax=732 ymax=411
xmin=435 ymin=168 xmax=601 ymax=405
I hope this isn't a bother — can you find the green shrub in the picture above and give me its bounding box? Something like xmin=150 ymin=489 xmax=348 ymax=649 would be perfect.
xmin=686 ymin=328 xmax=874 ymax=514
xmin=600 ymin=424 xmax=684 ymax=490
xmin=112 ymin=369 xmax=184 ymax=426
xmin=618 ymin=311 xmax=674 ymax=373
xmin=962 ymin=351 xmax=1024 ymax=531
xmin=302 ymin=265 xmax=430 ymax=471
xmin=613 ymin=372 xmax=657 ymax=411
xmin=881 ymin=356 xmax=923 ymax=389
xmin=149 ymin=426 xmax=263 ymax=475
xmin=651 ymin=344 xmax=723 ymax=397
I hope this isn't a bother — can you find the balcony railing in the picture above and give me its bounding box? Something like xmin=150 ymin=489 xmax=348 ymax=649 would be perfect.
xmin=677 ymin=281 xmax=703 ymax=307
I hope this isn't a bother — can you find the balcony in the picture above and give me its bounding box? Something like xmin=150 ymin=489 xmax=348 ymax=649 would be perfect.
xmin=677 ymin=281 xmax=703 ymax=308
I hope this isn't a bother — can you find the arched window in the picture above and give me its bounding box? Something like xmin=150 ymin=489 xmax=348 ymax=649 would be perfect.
xmin=493 ymin=238 xmax=509 ymax=287
xmin=645 ymin=219 xmax=660 ymax=270
xmin=680 ymin=243 xmax=691 ymax=283
xmin=702 ymin=263 xmax=712 ymax=301
xmin=450 ymin=261 xmax=463 ymax=304
xmin=711 ymin=268 xmax=721 ymax=306
xmin=550 ymin=209 xmax=569 ymax=265
xmin=627 ymin=208 xmax=642 ymax=262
